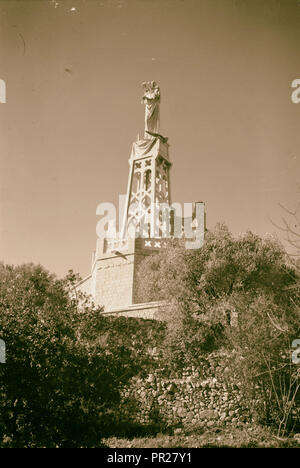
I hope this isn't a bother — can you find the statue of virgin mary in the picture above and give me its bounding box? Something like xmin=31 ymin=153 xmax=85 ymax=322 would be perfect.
xmin=141 ymin=81 xmax=160 ymax=139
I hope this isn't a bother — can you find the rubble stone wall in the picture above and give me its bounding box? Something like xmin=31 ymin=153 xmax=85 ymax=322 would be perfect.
xmin=120 ymin=353 xmax=251 ymax=429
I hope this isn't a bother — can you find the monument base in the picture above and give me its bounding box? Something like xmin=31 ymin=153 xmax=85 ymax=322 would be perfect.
xmin=101 ymin=301 xmax=164 ymax=320
xmin=76 ymin=237 xmax=169 ymax=317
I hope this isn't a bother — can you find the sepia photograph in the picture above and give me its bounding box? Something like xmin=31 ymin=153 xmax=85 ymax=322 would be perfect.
xmin=0 ymin=0 xmax=300 ymax=453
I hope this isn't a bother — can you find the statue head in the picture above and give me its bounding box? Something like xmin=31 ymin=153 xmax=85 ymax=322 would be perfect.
xmin=142 ymin=81 xmax=159 ymax=93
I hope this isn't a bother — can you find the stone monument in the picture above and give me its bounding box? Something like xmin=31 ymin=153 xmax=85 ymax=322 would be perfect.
xmin=77 ymin=84 xmax=203 ymax=319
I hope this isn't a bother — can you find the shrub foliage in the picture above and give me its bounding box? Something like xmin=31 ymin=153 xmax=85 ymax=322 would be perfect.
xmin=136 ymin=224 xmax=300 ymax=433
xmin=0 ymin=263 xmax=164 ymax=447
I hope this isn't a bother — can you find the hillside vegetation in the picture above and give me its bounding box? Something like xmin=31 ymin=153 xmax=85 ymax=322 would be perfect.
xmin=0 ymin=224 xmax=299 ymax=446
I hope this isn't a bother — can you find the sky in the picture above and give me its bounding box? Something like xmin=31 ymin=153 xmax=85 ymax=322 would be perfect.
xmin=0 ymin=0 xmax=300 ymax=279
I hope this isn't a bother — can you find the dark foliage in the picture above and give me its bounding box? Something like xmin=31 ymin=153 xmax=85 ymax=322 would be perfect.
xmin=0 ymin=263 xmax=164 ymax=447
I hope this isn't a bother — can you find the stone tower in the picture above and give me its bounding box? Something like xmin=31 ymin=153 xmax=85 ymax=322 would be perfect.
xmin=77 ymin=82 xmax=205 ymax=318
xmin=121 ymin=136 xmax=171 ymax=240
xmin=77 ymin=82 xmax=172 ymax=319
xmin=121 ymin=81 xmax=171 ymax=240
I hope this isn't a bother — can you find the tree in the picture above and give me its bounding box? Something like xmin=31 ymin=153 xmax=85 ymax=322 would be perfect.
xmin=0 ymin=263 xmax=148 ymax=447
xmin=274 ymin=184 xmax=300 ymax=261
xmin=226 ymin=292 xmax=300 ymax=436
xmin=137 ymin=225 xmax=298 ymax=363
xmin=272 ymin=186 xmax=300 ymax=322
xmin=136 ymin=225 xmax=300 ymax=433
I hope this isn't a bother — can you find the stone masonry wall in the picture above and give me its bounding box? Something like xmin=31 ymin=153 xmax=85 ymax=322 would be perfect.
xmin=91 ymin=237 xmax=159 ymax=312
xmin=120 ymin=353 xmax=251 ymax=430
xmin=94 ymin=255 xmax=135 ymax=310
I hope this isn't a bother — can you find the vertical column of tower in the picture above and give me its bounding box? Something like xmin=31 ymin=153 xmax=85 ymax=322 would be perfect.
xmin=121 ymin=159 xmax=134 ymax=239
xmin=78 ymin=83 xmax=176 ymax=313
xmin=150 ymin=155 xmax=156 ymax=237
xmin=122 ymin=138 xmax=171 ymax=240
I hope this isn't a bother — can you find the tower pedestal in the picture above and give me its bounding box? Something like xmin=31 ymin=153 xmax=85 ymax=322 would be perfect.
xmin=77 ymin=135 xmax=172 ymax=316
xmin=121 ymin=137 xmax=171 ymax=239
xmin=77 ymin=84 xmax=204 ymax=318
xmin=77 ymin=236 xmax=166 ymax=317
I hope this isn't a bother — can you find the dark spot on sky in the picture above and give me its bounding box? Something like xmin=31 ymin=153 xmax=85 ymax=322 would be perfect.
xmin=18 ymin=33 xmax=26 ymax=55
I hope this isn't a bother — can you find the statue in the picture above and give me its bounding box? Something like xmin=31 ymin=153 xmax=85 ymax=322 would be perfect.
xmin=141 ymin=81 xmax=160 ymax=139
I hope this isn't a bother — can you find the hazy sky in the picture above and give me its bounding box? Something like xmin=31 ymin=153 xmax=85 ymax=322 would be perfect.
xmin=0 ymin=0 xmax=300 ymax=279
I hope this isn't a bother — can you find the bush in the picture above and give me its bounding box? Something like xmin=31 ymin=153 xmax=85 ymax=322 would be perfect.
xmin=136 ymin=224 xmax=300 ymax=433
xmin=0 ymin=263 xmax=163 ymax=447
xmin=226 ymin=293 xmax=300 ymax=435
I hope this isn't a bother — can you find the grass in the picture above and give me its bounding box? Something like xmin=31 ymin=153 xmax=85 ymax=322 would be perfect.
xmin=103 ymin=424 xmax=300 ymax=448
